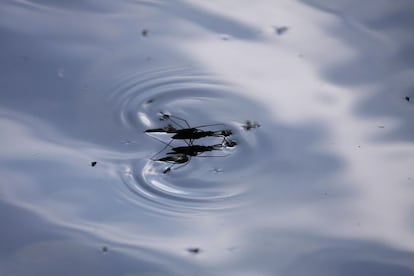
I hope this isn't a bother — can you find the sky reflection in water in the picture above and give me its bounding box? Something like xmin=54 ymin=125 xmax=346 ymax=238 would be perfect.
xmin=1 ymin=0 xmax=414 ymax=275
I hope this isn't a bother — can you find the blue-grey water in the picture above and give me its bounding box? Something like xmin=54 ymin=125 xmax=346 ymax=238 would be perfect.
xmin=1 ymin=1 xmax=414 ymax=275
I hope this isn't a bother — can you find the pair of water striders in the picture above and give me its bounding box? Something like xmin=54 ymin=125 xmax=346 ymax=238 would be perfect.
xmin=145 ymin=112 xmax=259 ymax=173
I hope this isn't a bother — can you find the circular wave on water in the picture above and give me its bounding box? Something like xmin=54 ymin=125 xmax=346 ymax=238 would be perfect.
xmin=107 ymin=67 xmax=268 ymax=214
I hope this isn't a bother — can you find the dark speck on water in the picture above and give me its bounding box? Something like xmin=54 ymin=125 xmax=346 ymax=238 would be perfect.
xmin=187 ymin=247 xmax=201 ymax=254
xmin=101 ymin=246 xmax=108 ymax=253
xmin=405 ymin=96 xmax=411 ymax=102
xmin=91 ymin=161 xmax=97 ymax=167
xmin=142 ymin=29 xmax=148 ymax=37
xmin=243 ymin=120 xmax=261 ymax=131
xmin=274 ymin=26 xmax=289 ymax=35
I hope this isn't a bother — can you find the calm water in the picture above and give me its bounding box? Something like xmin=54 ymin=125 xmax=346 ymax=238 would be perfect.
xmin=1 ymin=0 xmax=414 ymax=275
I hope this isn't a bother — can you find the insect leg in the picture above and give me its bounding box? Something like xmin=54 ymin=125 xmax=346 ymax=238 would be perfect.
xmin=162 ymin=156 xmax=191 ymax=173
xmin=171 ymin=156 xmax=191 ymax=171
xmin=145 ymin=134 xmax=176 ymax=159
xmin=169 ymin=114 xmax=191 ymax=128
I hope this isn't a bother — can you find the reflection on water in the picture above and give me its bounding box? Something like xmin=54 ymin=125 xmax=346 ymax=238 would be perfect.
xmin=302 ymin=0 xmax=414 ymax=141
xmin=1 ymin=0 xmax=414 ymax=275
xmin=107 ymin=67 xmax=272 ymax=214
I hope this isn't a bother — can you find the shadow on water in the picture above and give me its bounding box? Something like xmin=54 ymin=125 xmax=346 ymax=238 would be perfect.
xmin=301 ymin=0 xmax=414 ymax=142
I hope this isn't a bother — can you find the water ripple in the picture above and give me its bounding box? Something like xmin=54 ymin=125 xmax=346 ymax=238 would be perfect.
xmin=108 ymin=67 xmax=265 ymax=214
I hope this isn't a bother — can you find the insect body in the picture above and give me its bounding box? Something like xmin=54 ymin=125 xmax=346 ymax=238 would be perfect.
xmin=155 ymin=144 xmax=226 ymax=173
xmin=167 ymin=144 xmax=223 ymax=156
xmin=145 ymin=113 xmax=237 ymax=173
xmin=146 ymin=124 xmax=232 ymax=141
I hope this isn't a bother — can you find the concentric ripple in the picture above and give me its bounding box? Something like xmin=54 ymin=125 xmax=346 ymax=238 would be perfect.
xmin=108 ymin=67 xmax=268 ymax=213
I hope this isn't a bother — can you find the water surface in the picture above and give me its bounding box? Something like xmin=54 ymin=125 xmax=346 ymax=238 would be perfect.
xmin=1 ymin=0 xmax=414 ymax=275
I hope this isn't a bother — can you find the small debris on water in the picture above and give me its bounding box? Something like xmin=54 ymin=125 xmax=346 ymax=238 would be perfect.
xmin=405 ymin=96 xmax=411 ymax=102
xmin=91 ymin=161 xmax=97 ymax=167
xmin=187 ymin=247 xmax=201 ymax=254
xmin=243 ymin=120 xmax=261 ymax=131
xmin=212 ymin=167 xmax=223 ymax=173
xmin=159 ymin=111 xmax=170 ymax=120
xmin=122 ymin=140 xmax=135 ymax=145
xmin=101 ymin=246 xmax=109 ymax=253
xmin=142 ymin=29 xmax=148 ymax=37
xmin=274 ymin=26 xmax=289 ymax=35
xmin=377 ymin=125 xmax=385 ymax=129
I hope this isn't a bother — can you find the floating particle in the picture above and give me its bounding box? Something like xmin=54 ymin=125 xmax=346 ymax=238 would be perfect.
xmin=122 ymin=140 xmax=135 ymax=145
xmin=187 ymin=247 xmax=201 ymax=254
xmin=101 ymin=246 xmax=109 ymax=253
xmin=212 ymin=168 xmax=223 ymax=173
xmin=159 ymin=112 xmax=170 ymax=120
xmin=243 ymin=120 xmax=261 ymax=131
xmin=405 ymin=96 xmax=411 ymax=102
xmin=142 ymin=29 xmax=148 ymax=37
xmin=274 ymin=26 xmax=289 ymax=35
xmin=377 ymin=125 xmax=385 ymax=129
xmin=91 ymin=161 xmax=97 ymax=167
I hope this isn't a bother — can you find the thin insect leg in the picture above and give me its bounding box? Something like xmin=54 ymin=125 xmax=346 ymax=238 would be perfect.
xmin=169 ymin=114 xmax=191 ymax=128
xmin=191 ymin=123 xmax=225 ymax=129
xmin=216 ymin=135 xmax=230 ymax=145
xmin=162 ymin=157 xmax=191 ymax=173
xmin=196 ymin=154 xmax=229 ymax=158
xmin=172 ymin=157 xmax=191 ymax=170
xmin=145 ymin=134 xmax=176 ymax=159
xmin=146 ymin=129 xmax=193 ymax=153
xmin=159 ymin=112 xmax=186 ymax=129
xmin=151 ymin=140 xmax=175 ymax=159
xmin=187 ymin=138 xmax=195 ymax=147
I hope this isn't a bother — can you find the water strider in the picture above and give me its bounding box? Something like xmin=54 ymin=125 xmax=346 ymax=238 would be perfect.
xmin=145 ymin=113 xmax=238 ymax=173
xmin=145 ymin=112 xmax=234 ymax=144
